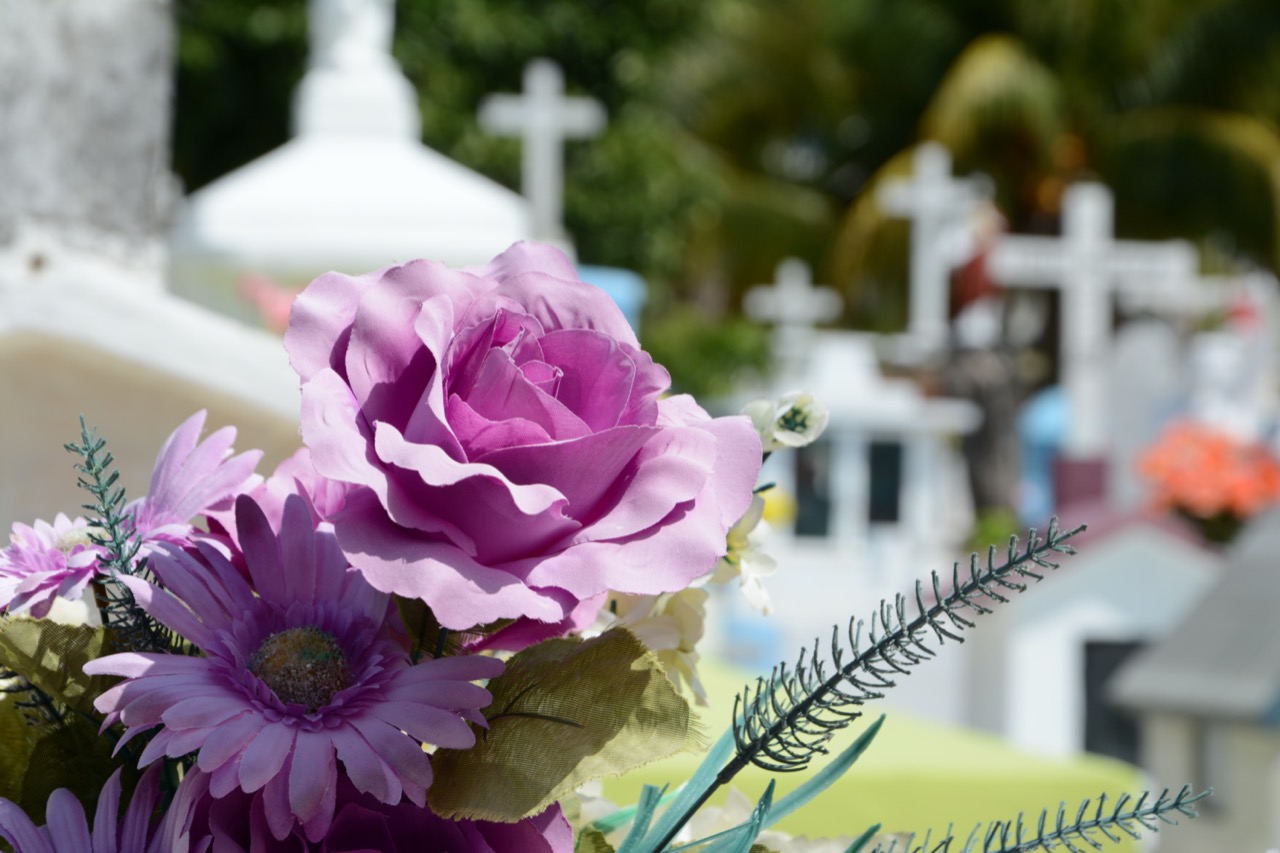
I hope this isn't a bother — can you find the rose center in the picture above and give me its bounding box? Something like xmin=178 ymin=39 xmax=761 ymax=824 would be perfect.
xmin=249 ymin=627 xmax=351 ymax=712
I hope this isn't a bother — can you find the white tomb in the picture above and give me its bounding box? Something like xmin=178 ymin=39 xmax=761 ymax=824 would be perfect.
xmin=170 ymin=0 xmax=534 ymax=326
xmin=966 ymin=519 xmax=1219 ymax=759
xmin=0 ymin=0 xmax=303 ymax=531
xmin=479 ymin=58 xmax=606 ymax=247
xmin=740 ymin=331 xmax=980 ymax=718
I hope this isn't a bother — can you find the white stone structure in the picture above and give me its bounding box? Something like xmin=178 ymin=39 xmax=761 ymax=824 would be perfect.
xmin=171 ymin=0 xmax=534 ymax=326
xmin=988 ymin=183 xmax=1199 ymax=458
xmin=967 ymin=520 xmax=1219 ymax=759
xmin=877 ymin=142 xmax=992 ymax=355
xmin=0 ymin=0 xmax=303 ymax=531
xmin=742 ymin=332 xmax=980 ymax=720
xmin=743 ymin=258 xmax=843 ymax=383
xmin=1111 ymin=511 xmax=1280 ymax=853
xmin=478 ymin=58 xmax=606 ymax=245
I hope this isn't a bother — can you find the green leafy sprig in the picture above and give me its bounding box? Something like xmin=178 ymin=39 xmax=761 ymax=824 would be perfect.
xmin=866 ymin=786 xmax=1211 ymax=853
xmin=64 ymin=417 xmax=176 ymax=654
xmin=636 ymin=520 xmax=1083 ymax=853
xmin=730 ymin=519 xmax=1082 ymax=776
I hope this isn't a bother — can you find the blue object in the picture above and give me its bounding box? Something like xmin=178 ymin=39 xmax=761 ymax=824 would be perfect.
xmin=1017 ymin=385 xmax=1068 ymax=524
xmin=577 ymin=265 xmax=648 ymax=333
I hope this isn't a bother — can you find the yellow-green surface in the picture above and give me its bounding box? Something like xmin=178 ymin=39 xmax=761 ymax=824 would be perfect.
xmin=603 ymin=660 xmax=1144 ymax=850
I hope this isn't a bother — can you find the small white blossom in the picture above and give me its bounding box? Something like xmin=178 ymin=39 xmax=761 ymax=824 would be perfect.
xmin=743 ymin=391 xmax=830 ymax=452
xmin=712 ymin=494 xmax=778 ymax=614
xmin=594 ymin=587 xmax=711 ymax=705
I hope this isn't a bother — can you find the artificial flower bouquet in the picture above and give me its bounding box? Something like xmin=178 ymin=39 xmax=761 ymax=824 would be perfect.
xmin=1138 ymin=419 xmax=1280 ymax=544
xmin=0 ymin=244 xmax=1205 ymax=852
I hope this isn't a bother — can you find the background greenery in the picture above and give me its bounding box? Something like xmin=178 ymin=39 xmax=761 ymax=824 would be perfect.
xmin=172 ymin=0 xmax=1280 ymax=395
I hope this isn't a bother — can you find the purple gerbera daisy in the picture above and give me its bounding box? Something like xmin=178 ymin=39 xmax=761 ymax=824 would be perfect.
xmin=164 ymin=767 xmax=573 ymax=852
xmin=128 ymin=410 xmax=263 ymax=553
xmin=0 ymin=513 xmax=105 ymax=618
xmin=86 ymin=494 xmax=504 ymax=842
xmin=0 ymin=765 xmax=167 ymax=853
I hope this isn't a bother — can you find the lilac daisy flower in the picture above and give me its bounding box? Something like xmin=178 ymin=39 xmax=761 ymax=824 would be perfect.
xmin=0 ymin=765 xmax=166 ymax=853
xmin=0 ymin=513 xmax=105 ymax=618
xmin=128 ymin=410 xmax=263 ymax=552
xmin=164 ymin=767 xmax=573 ymax=852
xmin=86 ymin=494 xmax=504 ymax=842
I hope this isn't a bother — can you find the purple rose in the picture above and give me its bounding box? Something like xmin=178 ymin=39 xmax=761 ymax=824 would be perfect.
xmin=286 ymin=242 xmax=760 ymax=630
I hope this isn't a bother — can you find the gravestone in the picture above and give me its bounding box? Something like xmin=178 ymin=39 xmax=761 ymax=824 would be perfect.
xmin=171 ymin=0 xmax=534 ymax=326
xmin=0 ymin=0 xmax=302 ymax=531
xmin=877 ymin=142 xmax=992 ymax=354
xmin=988 ymin=183 xmax=1198 ymax=459
xmin=1107 ymin=321 xmax=1184 ymax=510
xmin=479 ymin=58 xmax=606 ymax=245
xmin=743 ymin=258 xmax=843 ymax=382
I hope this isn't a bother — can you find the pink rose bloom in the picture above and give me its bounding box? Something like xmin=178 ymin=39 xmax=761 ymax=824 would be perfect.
xmin=286 ymin=242 xmax=761 ymax=630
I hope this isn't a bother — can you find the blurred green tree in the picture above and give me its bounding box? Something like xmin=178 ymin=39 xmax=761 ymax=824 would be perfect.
xmin=171 ymin=0 xmax=1280 ymax=389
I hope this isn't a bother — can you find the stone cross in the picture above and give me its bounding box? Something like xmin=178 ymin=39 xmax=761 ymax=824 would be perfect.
xmin=988 ymin=183 xmax=1198 ymax=458
xmin=744 ymin=258 xmax=843 ymax=380
xmin=877 ymin=142 xmax=991 ymax=353
xmin=478 ymin=59 xmax=606 ymax=241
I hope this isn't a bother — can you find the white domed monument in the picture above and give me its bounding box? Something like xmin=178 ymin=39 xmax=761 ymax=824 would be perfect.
xmin=170 ymin=0 xmax=535 ymax=326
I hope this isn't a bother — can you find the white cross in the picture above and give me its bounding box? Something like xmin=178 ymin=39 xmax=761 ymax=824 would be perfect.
xmin=988 ymin=183 xmax=1198 ymax=457
xmin=744 ymin=258 xmax=843 ymax=380
xmin=478 ymin=59 xmax=606 ymax=241
xmin=877 ymin=142 xmax=991 ymax=352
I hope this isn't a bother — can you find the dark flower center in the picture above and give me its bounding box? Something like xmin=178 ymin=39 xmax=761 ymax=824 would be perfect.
xmin=249 ymin=627 xmax=351 ymax=712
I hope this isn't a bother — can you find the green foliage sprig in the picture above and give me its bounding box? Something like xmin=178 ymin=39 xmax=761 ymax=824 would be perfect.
xmin=731 ymin=518 xmax=1082 ymax=777
xmin=867 ymin=786 xmax=1210 ymax=853
xmin=636 ymin=520 xmax=1083 ymax=853
xmin=64 ymin=418 xmax=176 ymax=654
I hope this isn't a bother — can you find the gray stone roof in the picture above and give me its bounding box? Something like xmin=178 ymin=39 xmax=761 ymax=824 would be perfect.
xmin=1110 ymin=508 xmax=1280 ymax=722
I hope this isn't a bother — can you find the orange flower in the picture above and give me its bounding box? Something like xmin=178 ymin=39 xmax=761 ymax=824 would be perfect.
xmin=1138 ymin=421 xmax=1280 ymax=522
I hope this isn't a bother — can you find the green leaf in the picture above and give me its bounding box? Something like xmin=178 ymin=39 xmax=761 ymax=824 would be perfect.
xmin=0 ymin=617 xmax=116 ymax=716
xmin=18 ymin=715 xmax=121 ymax=822
xmin=763 ymin=715 xmax=885 ymax=829
xmin=631 ymin=722 xmax=738 ymax=853
xmin=591 ymin=788 xmax=681 ymax=838
xmin=428 ymin=628 xmax=697 ymax=822
xmin=697 ymin=780 xmax=775 ymax=853
xmin=576 ymin=828 xmax=618 ymax=853
xmin=616 ymin=785 xmax=667 ymax=853
xmin=0 ymin=696 xmax=41 ymax=801
xmin=845 ymin=824 xmax=883 ymax=853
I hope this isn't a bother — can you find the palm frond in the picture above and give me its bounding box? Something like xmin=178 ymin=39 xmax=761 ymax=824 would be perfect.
xmin=729 ymin=519 xmax=1082 ymax=775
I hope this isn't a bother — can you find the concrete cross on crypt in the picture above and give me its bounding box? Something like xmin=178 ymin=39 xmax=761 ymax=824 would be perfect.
xmin=988 ymin=182 xmax=1198 ymax=459
xmin=744 ymin=258 xmax=844 ymax=380
xmin=479 ymin=59 xmax=606 ymax=242
xmin=877 ymin=142 xmax=992 ymax=354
